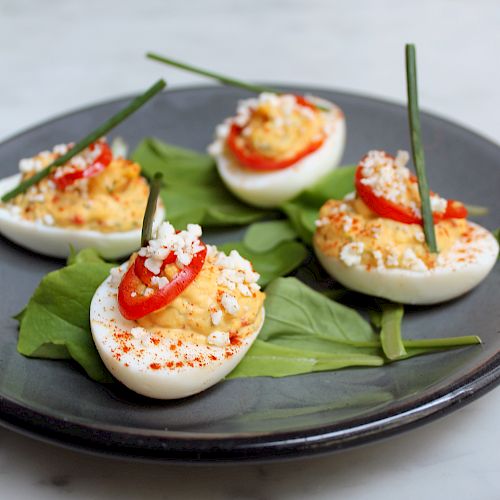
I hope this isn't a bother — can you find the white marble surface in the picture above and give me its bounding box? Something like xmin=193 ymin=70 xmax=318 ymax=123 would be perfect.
xmin=0 ymin=0 xmax=499 ymax=498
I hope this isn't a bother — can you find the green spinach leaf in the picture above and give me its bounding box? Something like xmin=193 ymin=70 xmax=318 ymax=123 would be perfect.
xmin=17 ymin=249 xmax=113 ymax=382
xmin=243 ymin=220 xmax=297 ymax=252
xmin=132 ymin=138 xmax=269 ymax=228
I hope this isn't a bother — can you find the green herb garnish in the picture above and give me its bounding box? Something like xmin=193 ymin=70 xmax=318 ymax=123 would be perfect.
xmin=146 ymin=52 xmax=329 ymax=111
xmin=141 ymin=172 xmax=163 ymax=247
xmin=464 ymin=204 xmax=489 ymax=216
xmin=147 ymin=52 xmax=277 ymax=95
xmin=405 ymin=44 xmax=438 ymax=252
xmin=2 ymin=79 xmax=166 ymax=202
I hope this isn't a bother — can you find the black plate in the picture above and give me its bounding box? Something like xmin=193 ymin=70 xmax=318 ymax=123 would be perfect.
xmin=0 ymin=85 xmax=498 ymax=463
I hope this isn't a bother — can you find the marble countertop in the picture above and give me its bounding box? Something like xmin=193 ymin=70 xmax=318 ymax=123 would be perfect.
xmin=0 ymin=0 xmax=498 ymax=498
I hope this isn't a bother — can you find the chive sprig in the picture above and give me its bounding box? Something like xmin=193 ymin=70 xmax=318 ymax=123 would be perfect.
xmin=146 ymin=52 xmax=329 ymax=111
xmin=405 ymin=44 xmax=438 ymax=253
xmin=2 ymin=79 xmax=166 ymax=202
xmin=141 ymin=172 xmax=163 ymax=247
xmin=146 ymin=52 xmax=278 ymax=95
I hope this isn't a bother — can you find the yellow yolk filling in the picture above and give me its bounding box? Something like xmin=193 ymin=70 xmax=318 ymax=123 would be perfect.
xmin=314 ymin=197 xmax=470 ymax=270
xmin=9 ymin=157 xmax=149 ymax=232
xmin=137 ymin=257 xmax=266 ymax=346
xmin=237 ymin=100 xmax=326 ymax=161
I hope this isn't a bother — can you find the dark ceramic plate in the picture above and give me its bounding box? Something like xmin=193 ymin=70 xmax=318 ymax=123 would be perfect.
xmin=0 ymin=86 xmax=498 ymax=463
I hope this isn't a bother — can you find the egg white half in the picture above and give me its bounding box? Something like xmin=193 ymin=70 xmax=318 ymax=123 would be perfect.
xmin=314 ymin=222 xmax=499 ymax=305
xmin=0 ymin=174 xmax=165 ymax=259
xmin=212 ymin=97 xmax=346 ymax=208
xmin=90 ymin=262 xmax=264 ymax=399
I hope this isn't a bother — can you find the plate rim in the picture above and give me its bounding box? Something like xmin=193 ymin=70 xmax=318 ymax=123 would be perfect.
xmin=0 ymin=84 xmax=499 ymax=462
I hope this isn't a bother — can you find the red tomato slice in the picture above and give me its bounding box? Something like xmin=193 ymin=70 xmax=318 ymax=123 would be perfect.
xmin=226 ymin=95 xmax=326 ymax=171
xmin=355 ymin=159 xmax=467 ymax=224
xmin=53 ymin=141 xmax=113 ymax=190
xmin=118 ymin=242 xmax=207 ymax=320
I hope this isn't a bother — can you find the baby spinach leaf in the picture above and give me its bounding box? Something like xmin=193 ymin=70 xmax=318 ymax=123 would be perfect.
xmin=229 ymin=278 xmax=481 ymax=379
xmin=243 ymin=220 xmax=297 ymax=252
xmin=16 ymin=250 xmax=114 ymax=382
xmin=132 ymin=138 xmax=268 ymax=228
xmin=228 ymin=339 xmax=383 ymax=379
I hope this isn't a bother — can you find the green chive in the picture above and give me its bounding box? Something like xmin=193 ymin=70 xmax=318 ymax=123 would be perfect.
xmin=380 ymin=303 xmax=407 ymax=360
xmin=146 ymin=52 xmax=329 ymax=111
xmin=464 ymin=204 xmax=489 ymax=216
xmin=405 ymin=44 xmax=438 ymax=253
xmin=2 ymin=79 xmax=167 ymax=202
xmin=141 ymin=172 xmax=163 ymax=247
xmin=147 ymin=52 xmax=278 ymax=94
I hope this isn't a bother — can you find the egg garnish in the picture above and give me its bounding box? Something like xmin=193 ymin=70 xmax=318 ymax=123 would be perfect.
xmin=0 ymin=139 xmax=164 ymax=259
xmin=314 ymin=150 xmax=499 ymax=305
xmin=209 ymin=92 xmax=346 ymax=208
xmin=90 ymin=222 xmax=265 ymax=399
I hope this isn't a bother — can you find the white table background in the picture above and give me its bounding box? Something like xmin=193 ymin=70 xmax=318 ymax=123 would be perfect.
xmin=0 ymin=0 xmax=499 ymax=498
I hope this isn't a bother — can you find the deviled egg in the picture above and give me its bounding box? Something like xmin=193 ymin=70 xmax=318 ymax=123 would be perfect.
xmin=314 ymin=150 xmax=498 ymax=304
xmin=209 ymin=92 xmax=346 ymax=208
xmin=90 ymin=222 xmax=265 ymax=399
xmin=0 ymin=139 xmax=164 ymax=259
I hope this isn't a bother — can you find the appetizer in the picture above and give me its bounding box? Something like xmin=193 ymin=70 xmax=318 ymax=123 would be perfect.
xmin=209 ymin=92 xmax=346 ymax=208
xmin=314 ymin=150 xmax=499 ymax=304
xmin=90 ymin=222 xmax=265 ymax=399
xmin=0 ymin=139 xmax=164 ymax=259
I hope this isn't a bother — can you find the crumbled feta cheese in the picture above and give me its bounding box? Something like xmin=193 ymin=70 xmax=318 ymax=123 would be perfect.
xmin=414 ymin=230 xmax=425 ymax=243
xmin=139 ymin=222 xmax=204 ymax=275
xmin=340 ymin=242 xmax=364 ymax=267
xmin=28 ymin=193 xmax=45 ymax=203
xmin=109 ymin=267 xmax=123 ymax=288
xmin=360 ymin=150 xmax=410 ymax=204
xmin=386 ymin=251 xmax=399 ymax=267
xmin=221 ymin=292 xmax=240 ymax=315
xmin=211 ymin=309 xmax=223 ymax=326
xmin=215 ymin=249 xmax=260 ymax=285
xmin=238 ymin=283 xmax=252 ymax=297
xmin=53 ymin=143 xmax=69 ymax=155
xmin=315 ymin=217 xmax=329 ymax=228
xmin=430 ymin=195 xmax=447 ymax=213
xmin=207 ymin=330 xmax=230 ymax=347
xmin=42 ymin=214 xmax=54 ymax=226
xmin=401 ymin=248 xmax=428 ymax=272
xmin=343 ymin=191 xmax=356 ymax=201
xmin=151 ymin=275 xmax=169 ymax=289
xmin=372 ymin=249 xmax=385 ymax=270
xmin=19 ymin=157 xmax=43 ymax=173
xmin=342 ymin=215 xmax=353 ymax=233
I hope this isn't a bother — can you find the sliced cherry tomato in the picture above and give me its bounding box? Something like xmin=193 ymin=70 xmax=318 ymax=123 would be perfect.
xmin=118 ymin=242 xmax=207 ymax=320
xmin=53 ymin=141 xmax=113 ymax=190
xmin=226 ymin=95 xmax=326 ymax=171
xmin=355 ymin=158 xmax=467 ymax=224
